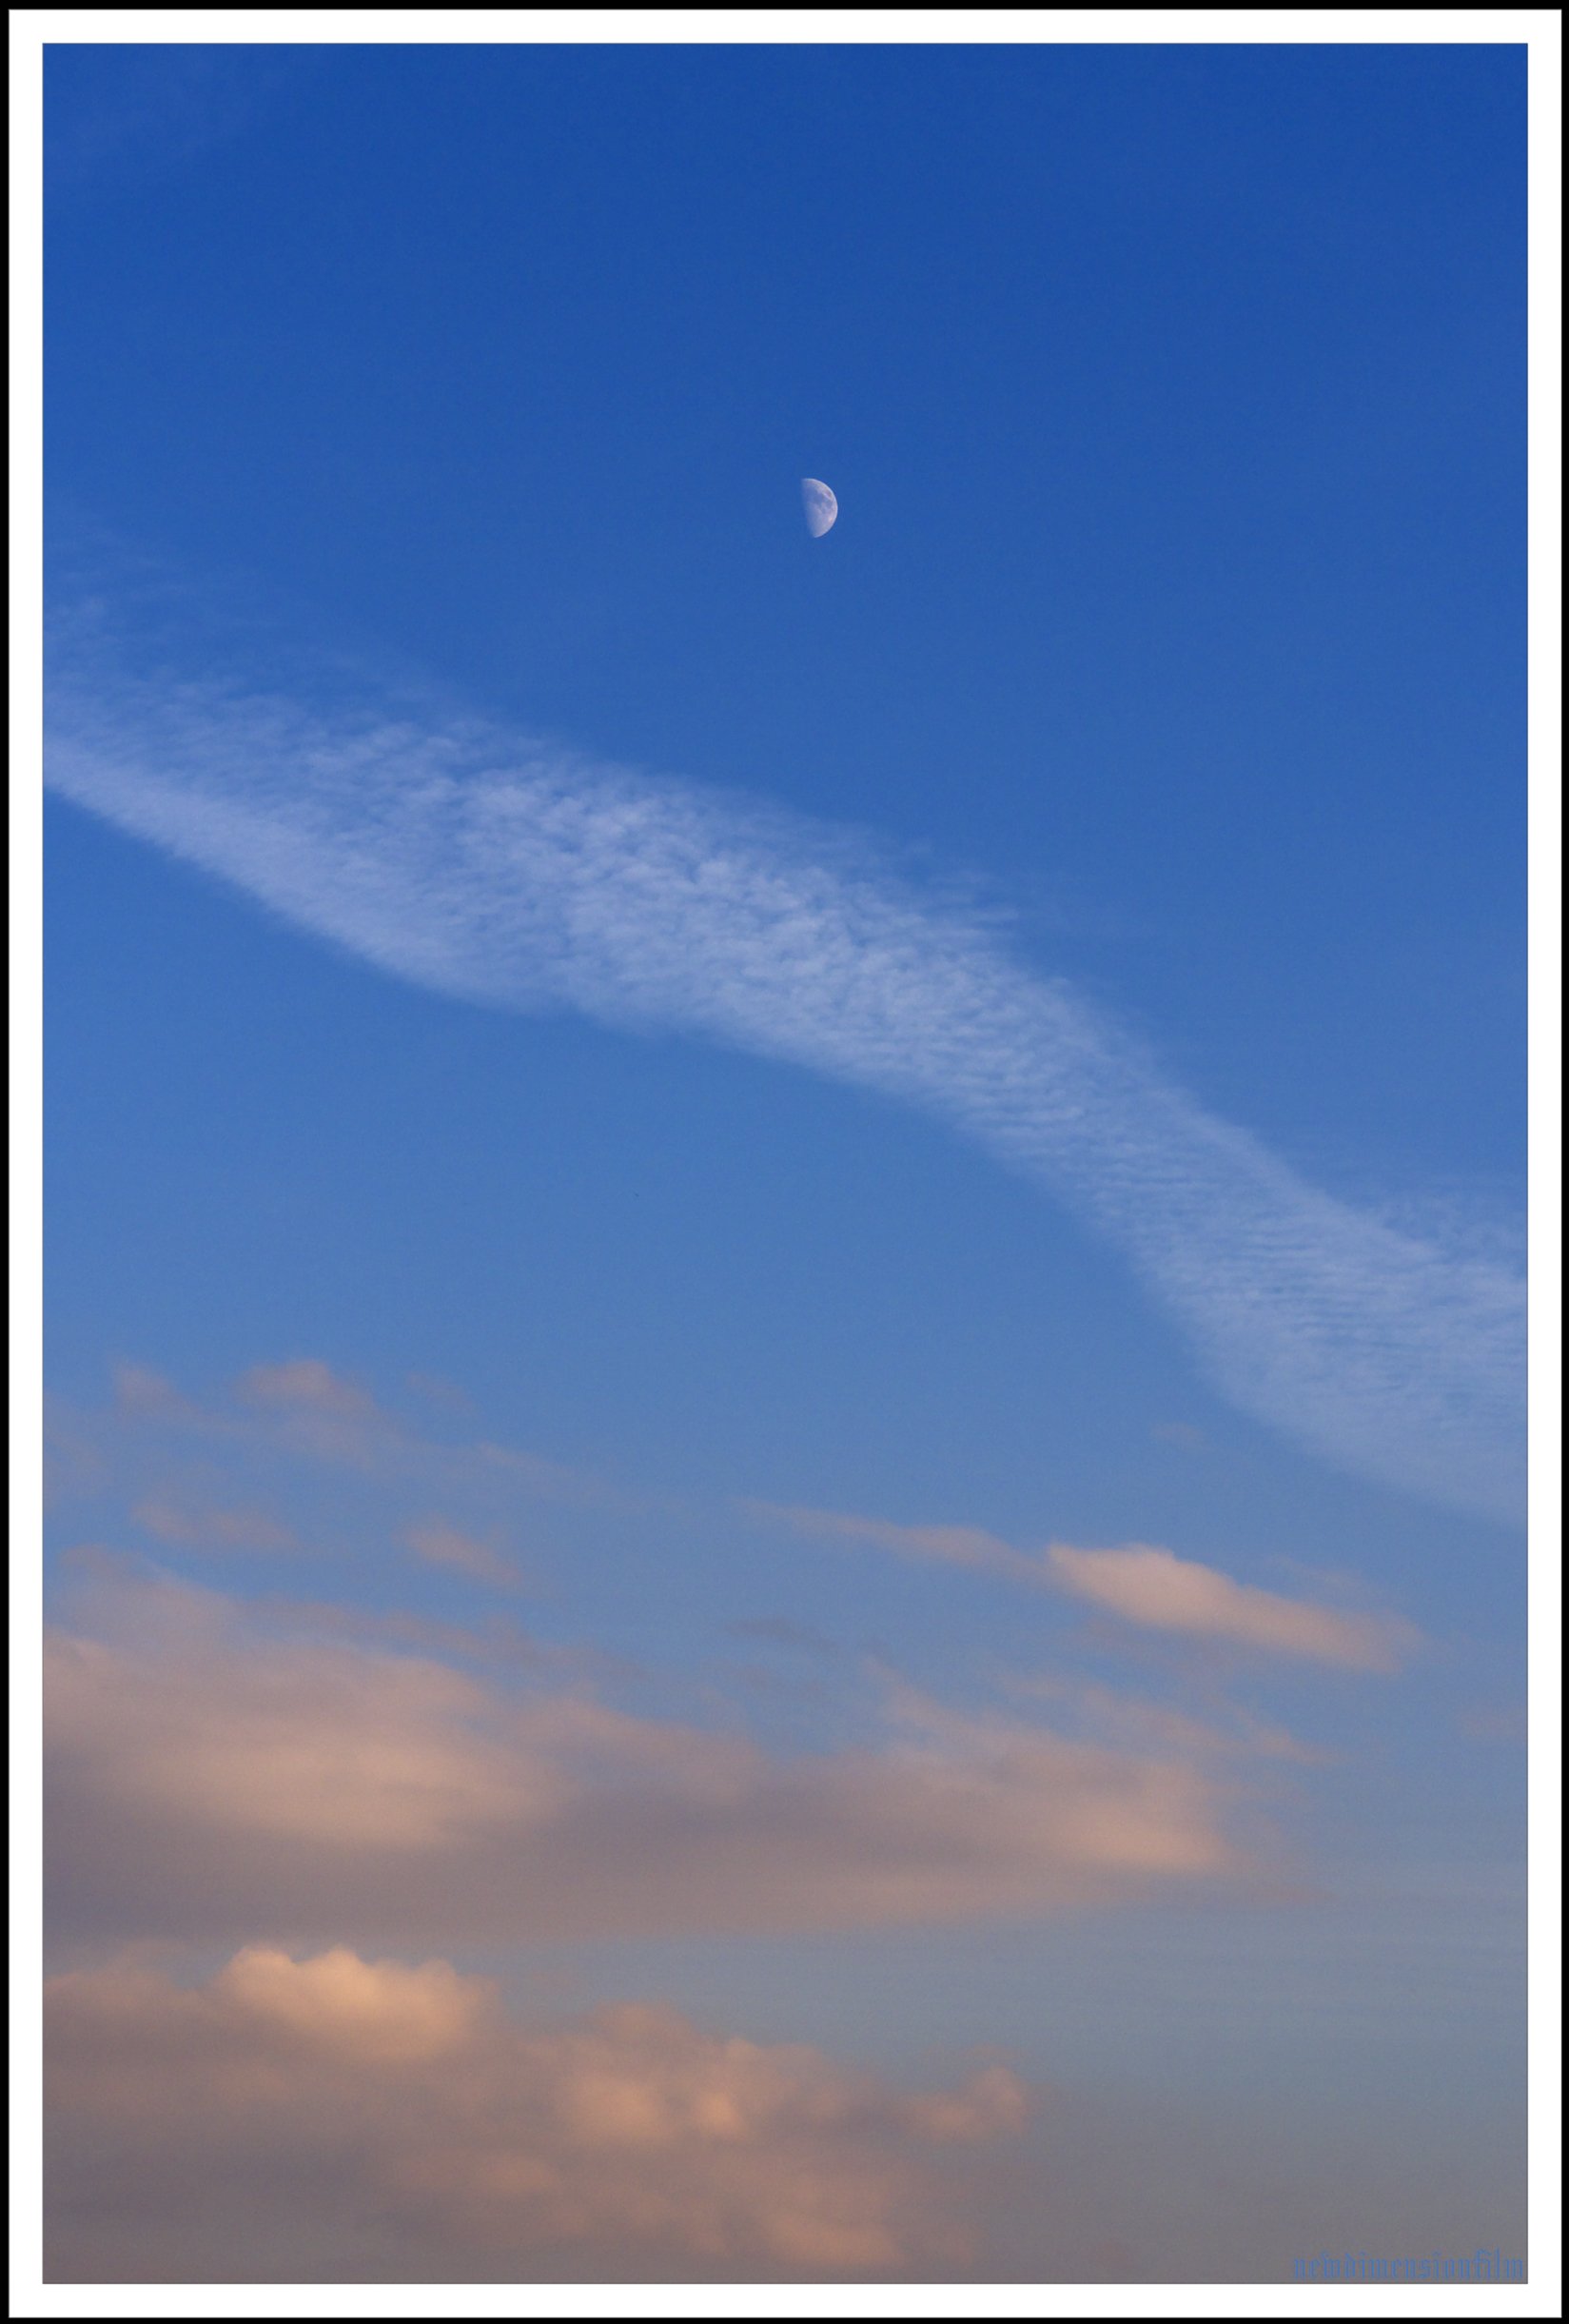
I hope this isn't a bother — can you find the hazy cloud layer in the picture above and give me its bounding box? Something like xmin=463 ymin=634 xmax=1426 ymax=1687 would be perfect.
xmin=46 ymin=1946 xmax=1027 ymax=2279
xmin=45 ymin=621 xmax=1524 ymax=1521
xmin=45 ymin=1566 xmax=1249 ymax=1952
xmin=752 ymin=1503 xmax=1416 ymax=1671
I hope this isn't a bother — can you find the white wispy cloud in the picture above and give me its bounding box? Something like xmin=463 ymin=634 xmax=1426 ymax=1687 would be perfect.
xmin=45 ymin=606 xmax=1524 ymax=1521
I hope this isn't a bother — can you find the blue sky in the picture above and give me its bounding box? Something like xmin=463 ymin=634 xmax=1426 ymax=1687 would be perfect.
xmin=42 ymin=40 xmax=1526 ymax=2286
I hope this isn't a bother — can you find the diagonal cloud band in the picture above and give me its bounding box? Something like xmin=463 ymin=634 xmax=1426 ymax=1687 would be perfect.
xmin=44 ymin=620 xmax=1524 ymax=1523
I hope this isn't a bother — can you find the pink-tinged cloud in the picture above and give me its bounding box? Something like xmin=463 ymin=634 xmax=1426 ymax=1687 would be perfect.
xmin=750 ymin=1503 xmax=1413 ymax=1674
xmin=132 ymin=1497 xmax=297 ymax=1553
xmin=111 ymin=1363 xmax=195 ymax=1419
xmin=45 ymin=1947 xmax=1028 ymax=2278
xmin=1046 ymin=1545 xmax=1417 ymax=1672
xmin=235 ymin=1358 xmax=376 ymax=1419
xmin=44 ymin=1568 xmax=1246 ymax=1951
xmin=53 ymin=1361 xmax=618 ymax=1514
xmin=747 ymin=1501 xmax=1029 ymax=1581
xmin=404 ymin=1517 xmax=524 ymax=1590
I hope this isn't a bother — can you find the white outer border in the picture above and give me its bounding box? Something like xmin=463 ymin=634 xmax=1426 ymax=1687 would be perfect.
xmin=10 ymin=10 xmax=1561 ymax=2317
xmin=7 ymin=8 xmax=1564 ymax=47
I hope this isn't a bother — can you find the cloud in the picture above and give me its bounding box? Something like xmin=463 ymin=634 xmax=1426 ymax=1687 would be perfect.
xmin=404 ymin=1369 xmax=475 ymax=1412
xmin=725 ymin=1615 xmax=840 ymax=1657
xmin=404 ymin=1517 xmax=525 ymax=1590
xmin=1046 ymin=1545 xmax=1417 ymax=1673
xmin=1152 ymin=1421 xmax=1208 ymax=1452
xmin=227 ymin=1588 xmax=618 ymax=1684
xmin=236 ymin=1358 xmax=376 ymax=1418
xmin=747 ymin=1500 xmax=1029 ymax=1583
xmin=44 ymin=610 xmax=1524 ymax=1522
xmin=110 ymin=1363 xmax=195 ymax=1420
xmin=752 ymin=1503 xmax=1412 ymax=1673
xmin=998 ymin=1673 xmax=1332 ymax=1766
xmin=45 ymin=1566 xmax=1248 ymax=1952
xmin=213 ymin=1943 xmax=483 ymax=2062
xmin=46 ymin=1360 xmax=620 ymax=1567
xmin=132 ymin=1497 xmax=297 ymax=1552
xmin=45 ymin=1946 xmax=1028 ymax=2279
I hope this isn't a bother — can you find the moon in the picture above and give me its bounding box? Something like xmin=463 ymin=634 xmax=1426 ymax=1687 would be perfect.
xmin=801 ymin=478 xmax=838 ymax=538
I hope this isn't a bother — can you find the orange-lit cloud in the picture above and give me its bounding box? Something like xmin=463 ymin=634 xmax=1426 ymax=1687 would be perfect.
xmin=1045 ymin=1545 xmax=1417 ymax=1672
xmin=46 ymin=1946 xmax=1028 ymax=2278
xmin=45 ymin=1566 xmax=1247 ymax=1951
xmin=750 ymin=1503 xmax=1415 ymax=1672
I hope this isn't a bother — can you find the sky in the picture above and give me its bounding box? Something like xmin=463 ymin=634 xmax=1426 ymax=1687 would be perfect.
xmin=40 ymin=37 xmax=1528 ymax=2290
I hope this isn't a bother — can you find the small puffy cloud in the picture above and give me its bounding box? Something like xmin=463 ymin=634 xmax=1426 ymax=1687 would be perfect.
xmin=1046 ymin=1545 xmax=1417 ymax=1672
xmin=750 ymin=1501 xmax=1413 ymax=1675
xmin=45 ymin=1948 xmax=1028 ymax=2278
xmin=111 ymin=1364 xmax=194 ymax=1419
xmin=235 ymin=1359 xmax=376 ymax=1419
xmin=45 ymin=1568 xmax=1245 ymax=1952
xmin=234 ymin=1591 xmax=610 ymax=1682
xmin=214 ymin=1945 xmax=483 ymax=2062
xmin=132 ymin=1497 xmax=297 ymax=1553
xmin=404 ymin=1517 xmax=524 ymax=1590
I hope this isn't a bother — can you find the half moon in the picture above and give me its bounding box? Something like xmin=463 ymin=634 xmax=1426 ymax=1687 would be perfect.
xmin=801 ymin=478 xmax=838 ymax=538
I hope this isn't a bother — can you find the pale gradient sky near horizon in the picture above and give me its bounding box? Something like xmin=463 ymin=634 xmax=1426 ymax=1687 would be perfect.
xmin=42 ymin=38 xmax=1526 ymax=2284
